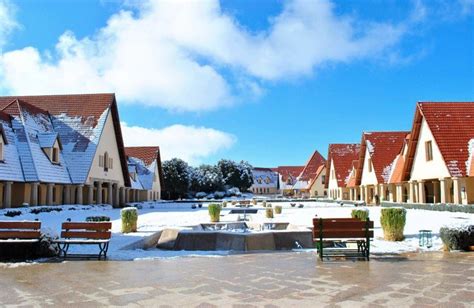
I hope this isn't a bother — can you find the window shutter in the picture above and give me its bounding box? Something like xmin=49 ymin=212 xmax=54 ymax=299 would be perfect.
xmin=110 ymin=158 xmax=113 ymax=169
xmin=99 ymin=155 xmax=104 ymax=167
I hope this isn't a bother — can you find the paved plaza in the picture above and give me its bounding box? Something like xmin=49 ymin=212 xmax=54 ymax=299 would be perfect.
xmin=0 ymin=252 xmax=473 ymax=307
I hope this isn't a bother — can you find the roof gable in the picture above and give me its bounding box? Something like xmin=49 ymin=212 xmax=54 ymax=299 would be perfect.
xmin=125 ymin=146 xmax=163 ymax=189
xmin=403 ymin=102 xmax=474 ymax=179
xmin=298 ymin=150 xmax=326 ymax=181
xmin=356 ymin=131 xmax=409 ymax=184
xmin=326 ymin=144 xmax=360 ymax=188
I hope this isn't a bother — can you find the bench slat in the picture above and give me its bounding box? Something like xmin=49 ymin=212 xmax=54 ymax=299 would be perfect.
xmin=316 ymin=230 xmax=374 ymax=239
xmin=0 ymin=221 xmax=41 ymax=229
xmin=61 ymin=231 xmax=111 ymax=240
xmin=316 ymin=221 xmax=374 ymax=229
xmin=62 ymin=222 xmax=112 ymax=231
xmin=0 ymin=231 xmax=41 ymax=239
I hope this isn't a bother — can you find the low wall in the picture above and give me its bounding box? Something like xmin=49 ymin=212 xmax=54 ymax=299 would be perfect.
xmin=381 ymin=202 xmax=474 ymax=214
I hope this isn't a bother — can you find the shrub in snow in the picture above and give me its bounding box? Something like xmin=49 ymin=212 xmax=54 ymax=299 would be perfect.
xmin=298 ymin=204 xmax=304 ymax=208
xmin=198 ymin=203 xmax=203 ymax=208
xmin=262 ymin=200 xmax=267 ymax=207
xmin=4 ymin=210 xmax=22 ymax=218
xmin=227 ymin=187 xmax=240 ymax=196
xmin=380 ymin=208 xmax=406 ymax=241
xmin=208 ymin=204 xmax=222 ymax=222
xmin=351 ymin=209 xmax=369 ymax=221
xmin=222 ymin=201 xmax=228 ymax=208
xmin=291 ymin=203 xmax=296 ymax=208
xmin=440 ymin=225 xmax=474 ymax=251
xmin=267 ymin=203 xmax=272 ymax=208
xmin=195 ymin=192 xmax=207 ymax=199
xmin=274 ymin=205 xmax=282 ymax=214
xmin=191 ymin=204 xmax=197 ymax=209
xmin=231 ymin=200 xmax=237 ymax=205
xmin=252 ymin=199 xmax=257 ymax=206
xmin=86 ymin=216 xmax=110 ymax=222
xmin=121 ymin=207 xmax=138 ymax=233
xmin=30 ymin=207 xmax=62 ymax=215
xmin=266 ymin=208 xmax=274 ymax=219
xmin=214 ymin=191 xmax=226 ymax=199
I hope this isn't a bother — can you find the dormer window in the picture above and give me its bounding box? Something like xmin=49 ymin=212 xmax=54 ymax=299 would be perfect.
xmin=38 ymin=132 xmax=61 ymax=164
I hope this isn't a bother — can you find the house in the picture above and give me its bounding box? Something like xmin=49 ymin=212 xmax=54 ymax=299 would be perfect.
xmin=353 ymin=131 xmax=410 ymax=205
xmin=0 ymin=93 xmax=141 ymax=208
xmin=326 ymin=144 xmax=360 ymax=200
xmin=307 ymin=164 xmax=326 ymax=198
xmin=125 ymin=146 xmax=164 ymax=201
xmin=273 ymin=166 xmax=305 ymax=196
xmin=292 ymin=150 xmax=326 ymax=197
xmin=250 ymin=167 xmax=279 ymax=195
xmin=401 ymin=102 xmax=474 ymax=205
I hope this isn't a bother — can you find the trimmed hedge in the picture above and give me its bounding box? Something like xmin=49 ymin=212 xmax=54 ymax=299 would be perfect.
xmin=208 ymin=203 xmax=222 ymax=222
xmin=381 ymin=202 xmax=474 ymax=214
xmin=274 ymin=205 xmax=282 ymax=214
xmin=86 ymin=216 xmax=110 ymax=222
xmin=121 ymin=207 xmax=138 ymax=233
xmin=351 ymin=209 xmax=369 ymax=221
xmin=266 ymin=208 xmax=274 ymax=219
xmin=440 ymin=225 xmax=474 ymax=251
xmin=380 ymin=208 xmax=406 ymax=241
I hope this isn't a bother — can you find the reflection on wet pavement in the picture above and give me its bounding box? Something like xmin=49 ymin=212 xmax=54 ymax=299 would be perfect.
xmin=0 ymin=252 xmax=473 ymax=307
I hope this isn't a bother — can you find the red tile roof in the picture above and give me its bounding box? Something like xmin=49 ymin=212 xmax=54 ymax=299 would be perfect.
xmin=275 ymin=166 xmax=305 ymax=182
xmin=125 ymin=146 xmax=161 ymax=166
xmin=326 ymin=144 xmax=361 ymax=188
xmin=0 ymin=94 xmax=115 ymax=127
xmin=356 ymin=131 xmax=410 ymax=184
xmin=125 ymin=146 xmax=164 ymax=189
xmin=403 ymin=102 xmax=474 ymax=179
xmin=299 ymin=150 xmax=326 ymax=181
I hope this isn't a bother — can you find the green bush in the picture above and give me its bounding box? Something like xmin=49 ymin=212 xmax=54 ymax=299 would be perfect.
xmin=86 ymin=216 xmax=110 ymax=222
xmin=262 ymin=200 xmax=267 ymax=207
xmin=380 ymin=208 xmax=406 ymax=241
xmin=121 ymin=207 xmax=138 ymax=233
xmin=208 ymin=203 xmax=222 ymax=222
xmin=252 ymin=199 xmax=257 ymax=206
xmin=265 ymin=208 xmax=274 ymax=219
xmin=351 ymin=209 xmax=369 ymax=221
xmin=440 ymin=226 xmax=474 ymax=251
xmin=381 ymin=202 xmax=474 ymax=214
xmin=222 ymin=201 xmax=227 ymax=208
xmin=274 ymin=205 xmax=282 ymax=214
xmin=267 ymin=203 xmax=272 ymax=208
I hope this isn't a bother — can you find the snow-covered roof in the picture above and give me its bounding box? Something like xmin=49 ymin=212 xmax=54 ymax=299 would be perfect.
xmin=127 ymin=157 xmax=155 ymax=190
xmin=0 ymin=94 xmax=131 ymax=186
xmin=0 ymin=117 xmax=25 ymax=182
xmin=251 ymin=168 xmax=278 ymax=188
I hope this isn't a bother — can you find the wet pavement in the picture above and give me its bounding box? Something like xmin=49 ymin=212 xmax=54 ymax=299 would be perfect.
xmin=0 ymin=252 xmax=473 ymax=307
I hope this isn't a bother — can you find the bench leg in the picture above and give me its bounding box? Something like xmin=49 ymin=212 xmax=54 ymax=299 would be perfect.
xmin=98 ymin=242 xmax=109 ymax=260
xmin=57 ymin=243 xmax=70 ymax=258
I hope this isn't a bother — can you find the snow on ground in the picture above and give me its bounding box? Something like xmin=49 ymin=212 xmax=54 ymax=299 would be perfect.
xmin=1 ymin=201 xmax=473 ymax=260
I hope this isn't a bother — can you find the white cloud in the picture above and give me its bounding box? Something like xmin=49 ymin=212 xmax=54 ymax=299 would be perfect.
xmin=0 ymin=0 xmax=17 ymax=49
xmin=121 ymin=122 xmax=236 ymax=165
xmin=0 ymin=0 xmax=415 ymax=112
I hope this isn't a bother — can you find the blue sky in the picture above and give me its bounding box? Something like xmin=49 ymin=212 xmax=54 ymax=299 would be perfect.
xmin=0 ymin=0 xmax=472 ymax=167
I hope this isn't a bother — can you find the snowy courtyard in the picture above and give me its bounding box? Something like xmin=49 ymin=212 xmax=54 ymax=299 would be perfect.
xmin=1 ymin=201 xmax=473 ymax=261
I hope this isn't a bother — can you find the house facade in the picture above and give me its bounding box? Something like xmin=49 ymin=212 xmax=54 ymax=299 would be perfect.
xmin=125 ymin=146 xmax=164 ymax=201
xmin=250 ymin=167 xmax=279 ymax=195
xmin=326 ymin=144 xmax=360 ymax=200
xmin=292 ymin=150 xmax=326 ymax=197
xmin=274 ymin=166 xmax=305 ymax=195
xmin=399 ymin=102 xmax=474 ymax=205
xmin=351 ymin=131 xmax=410 ymax=205
xmin=308 ymin=165 xmax=326 ymax=198
xmin=0 ymin=94 xmax=148 ymax=208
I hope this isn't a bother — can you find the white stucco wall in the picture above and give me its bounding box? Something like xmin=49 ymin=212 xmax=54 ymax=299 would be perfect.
xmin=328 ymin=159 xmax=339 ymax=190
xmin=87 ymin=112 xmax=126 ymax=185
xmin=360 ymin=147 xmax=378 ymax=185
xmin=309 ymin=167 xmax=326 ymax=197
xmin=151 ymin=162 xmax=161 ymax=195
xmin=410 ymin=117 xmax=451 ymax=181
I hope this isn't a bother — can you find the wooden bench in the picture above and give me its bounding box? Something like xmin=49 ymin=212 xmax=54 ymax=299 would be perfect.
xmin=54 ymin=222 xmax=112 ymax=260
xmin=313 ymin=218 xmax=374 ymax=261
xmin=0 ymin=221 xmax=42 ymax=243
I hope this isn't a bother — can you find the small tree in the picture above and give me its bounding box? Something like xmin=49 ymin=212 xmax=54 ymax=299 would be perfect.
xmin=162 ymin=158 xmax=190 ymax=200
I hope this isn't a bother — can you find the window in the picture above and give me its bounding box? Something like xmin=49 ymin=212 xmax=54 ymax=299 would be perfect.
xmin=425 ymin=141 xmax=433 ymax=161
xmin=368 ymin=158 xmax=372 ymax=172
xmin=100 ymin=152 xmax=113 ymax=171
xmin=321 ymin=175 xmax=326 ymax=185
xmin=0 ymin=139 xmax=3 ymax=161
xmin=332 ymin=169 xmax=336 ymax=179
xmin=52 ymin=146 xmax=60 ymax=163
